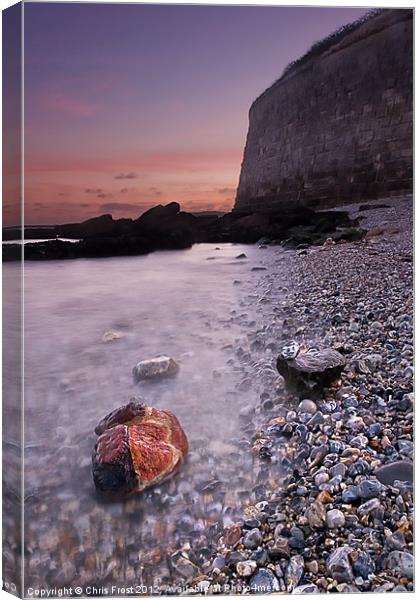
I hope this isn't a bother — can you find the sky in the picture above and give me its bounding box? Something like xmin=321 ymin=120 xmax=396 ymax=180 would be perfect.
xmin=16 ymin=2 xmax=369 ymax=225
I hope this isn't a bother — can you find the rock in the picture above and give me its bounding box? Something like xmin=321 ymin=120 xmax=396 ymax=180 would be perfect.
xmin=223 ymin=524 xmax=242 ymax=547
xmin=236 ymin=560 xmax=257 ymax=577
xmin=291 ymin=584 xmax=320 ymax=594
xmin=267 ymin=536 xmax=290 ymax=559
xmin=352 ymin=551 xmax=375 ymax=579
xmin=277 ymin=341 xmax=345 ymax=397
xmin=326 ymin=509 xmax=345 ymax=529
xmin=342 ymin=487 xmax=360 ymax=504
xmin=357 ymin=498 xmax=381 ymax=516
xmin=356 ymin=478 xmax=382 ymax=499
xmin=102 ymin=330 xmax=125 ymax=343
xmin=306 ymin=500 xmax=326 ymax=528
xmin=330 ymin=463 xmax=346 ymax=479
xmin=132 ymin=355 xmax=179 ymax=381
xmin=286 ymin=555 xmax=304 ymax=592
xmin=385 ymin=530 xmax=407 ymax=551
xmin=243 ymin=528 xmax=262 ymax=549
xmin=170 ymin=551 xmax=200 ymax=580
xmin=92 ymin=401 xmax=188 ymax=494
xmin=384 ymin=551 xmax=413 ymax=578
xmin=327 ymin=546 xmax=354 ymax=583
xmin=374 ymin=460 xmax=413 ymax=486
xmin=249 ymin=568 xmax=280 ymax=594
xmin=235 ymin=253 xmax=247 ymax=259
xmin=297 ymin=399 xmax=317 ymax=414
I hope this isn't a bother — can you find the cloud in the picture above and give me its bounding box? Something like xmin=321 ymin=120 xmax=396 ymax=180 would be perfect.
xmin=85 ymin=188 xmax=103 ymax=194
xmin=149 ymin=187 xmax=162 ymax=197
xmin=114 ymin=172 xmax=137 ymax=180
xmin=215 ymin=186 xmax=236 ymax=195
xmin=120 ymin=187 xmax=137 ymax=194
xmin=97 ymin=193 xmax=113 ymax=199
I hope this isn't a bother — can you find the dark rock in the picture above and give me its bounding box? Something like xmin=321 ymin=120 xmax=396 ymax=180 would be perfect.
xmin=249 ymin=568 xmax=280 ymax=594
xmin=374 ymin=461 xmax=413 ymax=486
xmin=243 ymin=528 xmax=263 ymax=550
xmin=277 ymin=341 xmax=345 ymax=397
xmin=384 ymin=551 xmax=413 ymax=578
xmin=342 ymin=487 xmax=360 ymax=504
xmin=352 ymin=551 xmax=375 ymax=579
xmin=327 ymin=546 xmax=354 ymax=583
xmin=357 ymin=478 xmax=382 ymax=499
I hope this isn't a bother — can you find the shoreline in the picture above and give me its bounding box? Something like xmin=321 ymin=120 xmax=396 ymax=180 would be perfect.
xmin=198 ymin=195 xmax=413 ymax=594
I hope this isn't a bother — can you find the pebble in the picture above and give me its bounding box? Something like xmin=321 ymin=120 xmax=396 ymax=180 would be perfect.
xmin=352 ymin=551 xmax=375 ymax=579
xmin=384 ymin=551 xmax=413 ymax=578
xmin=285 ymin=555 xmax=304 ymax=592
xmin=243 ymin=528 xmax=262 ymax=550
xmin=297 ymin=399 xmax=317 ymax=414
xmin=326 ymin=509 xmax=345 ymax=529
xmin=291 ymin=584 xmax=320 ymax=594
xmin=327 ymin=546 xmax=354 ymax=583
xmin=249 ymin=568 xmax=280 ymax=593
xmin=306 ymin=501 xmax=326 ymax=528
xmin=236 ymin=560 xmax=257 ymax=577
xmin=357 ymin=478 xmax=382 ymax=499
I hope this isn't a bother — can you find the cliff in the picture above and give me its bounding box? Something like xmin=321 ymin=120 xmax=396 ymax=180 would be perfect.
xmin=235 ymin=9 xmax=413 ymax=211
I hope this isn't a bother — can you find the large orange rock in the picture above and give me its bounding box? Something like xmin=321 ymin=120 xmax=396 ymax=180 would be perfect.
xmin=92 ymin=401 xmax=188 ymax=494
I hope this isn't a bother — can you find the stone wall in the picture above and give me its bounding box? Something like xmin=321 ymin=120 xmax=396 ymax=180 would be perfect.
xmin=235 ymin=9 xmax=413 ymax=211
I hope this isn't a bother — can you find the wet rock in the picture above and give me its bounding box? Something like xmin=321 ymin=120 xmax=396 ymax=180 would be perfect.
xmin=357 ymin=498 xmax=381 ymax=516
xmin=374 ymin=461 xmax=413 ymax=485
xmin=352 ymin=551 xmax=375 ymax=579
xmin=385 ymin=530 xmax=406 ymax=551
xmin=236 ymin=560 xmax=257 ymax=577
xmin=132 ymin=355 xmax=179 ymax=381
xmin=357 ymin=478 xmax=382 ymax=499
xmin=212 ymin=556 xmax=226 ymax=571
xmin=384 ymin=551 xmax=413 ymax=578
xmin=297 ymin=399 xmax=317 ymax=414
xmin=170 ymin=551 xmax=200 ymax=579
xmin=277 ymin=342 xmax=345 ymax=397
xmin=342 ymin=487 xmax=360 ymax=504
xmin=292 ymin=584 xmax=320 ymax=594
xmin=102 ymin=330 xmax=125 ymax=343
xmin=327 ymin=546 xmax=354 ymax=583
xmin=250 ymin=568 xmax=280 ymax=594
xmin=92 ymin=402 xmax=188 ymax=494
xmin=305 ymin=500 xmax=326 ymax=528
xmin=326 ymin=509 xmax=345 ymax=529
xmin=223 ymin=525 xmax=242 ymax=547
xmin=267 ymin=536 xmax=290 ymax=559
xmin=236 ymin=253 xmax=247 ymax=259
xmin=243 ymin=528 xmax=262 ymax=550
xmin=286 ymin=555 xmax=304 ymax=592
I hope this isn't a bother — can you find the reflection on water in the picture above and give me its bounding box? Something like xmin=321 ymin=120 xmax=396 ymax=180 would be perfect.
xmin=4 ymin=244 xmax=287 ymax=594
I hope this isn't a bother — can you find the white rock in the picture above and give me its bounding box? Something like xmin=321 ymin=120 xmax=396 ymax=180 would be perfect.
xmin=133 ymin=355 xmax=179 ymax=380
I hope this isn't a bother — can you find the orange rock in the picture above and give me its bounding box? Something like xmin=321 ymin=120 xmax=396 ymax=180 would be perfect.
xmin=92 ymin=401 xmax=188 ymax=494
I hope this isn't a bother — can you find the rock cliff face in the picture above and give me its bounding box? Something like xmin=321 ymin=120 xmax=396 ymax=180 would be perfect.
xmin=235 ymin=9 xmax=413 ymax=211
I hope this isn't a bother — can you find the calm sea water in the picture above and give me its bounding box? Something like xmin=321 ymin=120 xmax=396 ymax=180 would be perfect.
xmin=3 ymin=243 xmax=286 ymax=592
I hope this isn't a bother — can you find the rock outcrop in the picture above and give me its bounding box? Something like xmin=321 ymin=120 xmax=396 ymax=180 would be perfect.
xmin=235 ymin=9 xmax=413 ymax=212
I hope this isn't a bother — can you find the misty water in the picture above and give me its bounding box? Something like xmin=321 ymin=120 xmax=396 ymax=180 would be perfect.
xmin=4 ymin=243 xmax=291 ymax=592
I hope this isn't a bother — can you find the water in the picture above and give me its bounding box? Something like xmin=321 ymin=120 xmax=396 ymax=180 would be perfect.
xmin=2 ymin=237 xmax=79 ymax=244
xmin=3 ymin=243 xmax=289 ymax=593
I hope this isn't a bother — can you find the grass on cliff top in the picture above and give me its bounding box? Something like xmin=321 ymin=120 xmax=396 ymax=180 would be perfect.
xmin=282 ymin=8 xmax=383 ymax=77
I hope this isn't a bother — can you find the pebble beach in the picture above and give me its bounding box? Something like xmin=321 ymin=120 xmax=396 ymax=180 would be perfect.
xmin=200 ymin=195 xmax=414 ymax=594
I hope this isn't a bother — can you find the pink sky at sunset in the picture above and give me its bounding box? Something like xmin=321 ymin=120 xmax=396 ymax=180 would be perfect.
xmin=7 ymin=3 xmax=369 ymax=226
